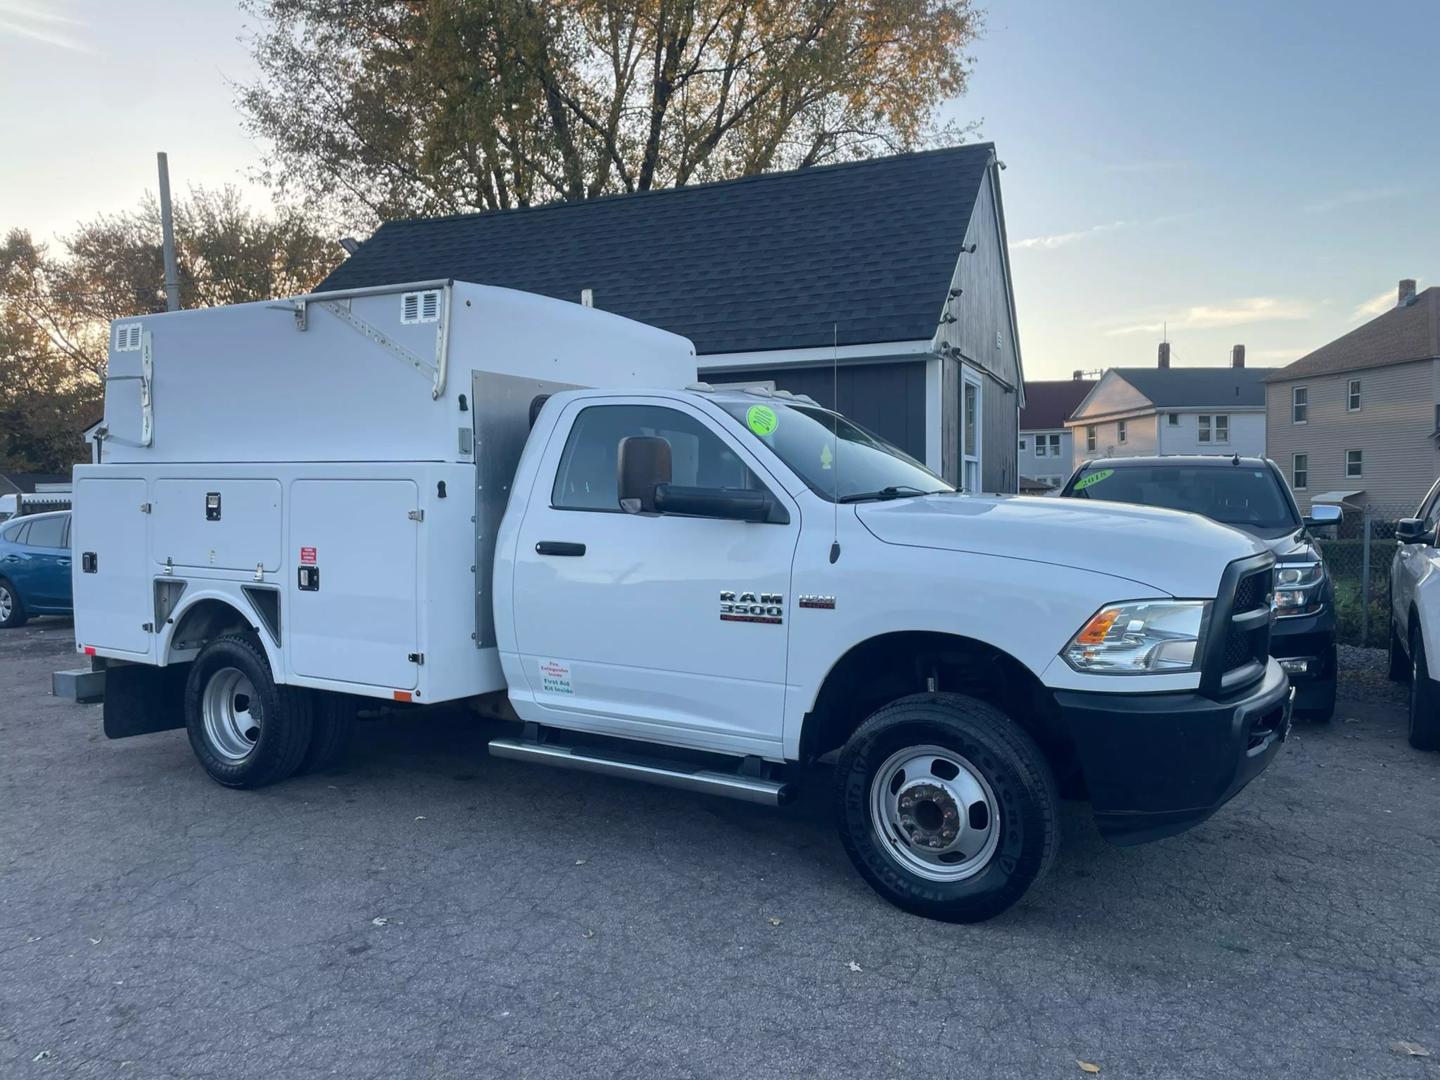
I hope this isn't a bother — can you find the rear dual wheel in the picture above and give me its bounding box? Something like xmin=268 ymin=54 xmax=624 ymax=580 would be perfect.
xmin=835 ymin=693 xmax=1059 ymax=923
xmin=185 ymin=633 xmax=356 ymax=787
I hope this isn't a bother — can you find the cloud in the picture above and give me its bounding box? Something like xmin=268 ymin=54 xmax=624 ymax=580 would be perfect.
xmin=1103 ymin=297 xmax=1314 ymax=337
xmin=1303 ymin=183 xmax=1417 ymax=215
xmin=0 ymin=1 xmax=91 ymax=52
xmin=1352 ymin=280 xmax=1422 ymax=320
xmin=1012 ymin=220 xmax=1129 ymax=251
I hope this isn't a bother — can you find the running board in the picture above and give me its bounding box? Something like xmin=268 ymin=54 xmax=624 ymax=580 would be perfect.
xmin=488 ymin=736 xmax=793 ymax=806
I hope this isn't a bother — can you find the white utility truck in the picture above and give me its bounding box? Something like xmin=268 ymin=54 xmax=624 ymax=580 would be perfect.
xmin=72 ymin=281 xmax=1291 ymax=922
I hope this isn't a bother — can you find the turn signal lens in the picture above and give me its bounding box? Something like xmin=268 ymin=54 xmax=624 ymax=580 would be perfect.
xmin=1074 ymin=608 xmax=1121 ymax=646
xmin=1063 ymin=600 xmax=1210 ymax=675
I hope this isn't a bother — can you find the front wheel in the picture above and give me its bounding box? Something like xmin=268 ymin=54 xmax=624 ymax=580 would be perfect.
xmin=834 ymin=693 xmax=1059 ymax=923
xmin=1389 ymin=618 xmax=1411 ymax=683
xmin=184 ymin=633 xmax=314 ymax=787
xmin=1408 ymin=627 xmax=1440 ymax=752
xmin=0 ymin=579 xmax=27 ymax=629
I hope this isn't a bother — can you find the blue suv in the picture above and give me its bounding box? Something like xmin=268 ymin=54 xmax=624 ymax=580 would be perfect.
xmin=0 ymin=511 xmax=73 ymax=628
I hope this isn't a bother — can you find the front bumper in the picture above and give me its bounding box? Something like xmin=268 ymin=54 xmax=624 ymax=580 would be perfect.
xmin=1054 ymin=659 xmax=1291 ymax=846
xmin=1270 ymin=608 xmax=1336 ymax=703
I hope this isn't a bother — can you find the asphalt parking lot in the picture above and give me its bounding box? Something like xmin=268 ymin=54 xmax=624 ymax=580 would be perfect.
xmin=2 ymin=620 xmax=1438 ymax=1079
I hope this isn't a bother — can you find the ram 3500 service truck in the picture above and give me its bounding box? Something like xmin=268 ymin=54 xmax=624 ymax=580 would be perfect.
xmin=71 ymin=281 xmax=1290 ymax=922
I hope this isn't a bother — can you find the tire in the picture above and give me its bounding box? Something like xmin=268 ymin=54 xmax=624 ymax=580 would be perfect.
xmin=184 ymin=632 xmax=314 ymax=787
xmin=297 ymin=692 xmax=357 ymax=774
xmin=834 ymin=692 xmax=1060 ymax=923
xmin=1296 ymin=642 xmax=1337 ymax=723
xmin=1408 ymin=626 xmax=1440 ymax=752
xmin=1389 ymin=618 xmax=1411 ymax=683
xmin=0 ymin=579 xmax=28 ymax=629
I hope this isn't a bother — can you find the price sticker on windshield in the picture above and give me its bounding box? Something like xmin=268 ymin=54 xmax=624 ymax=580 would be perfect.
xmin=1073 ymin=468 xmax=1113 ymax=491
xmin=746 ymin=404 xmax=778 ymax=436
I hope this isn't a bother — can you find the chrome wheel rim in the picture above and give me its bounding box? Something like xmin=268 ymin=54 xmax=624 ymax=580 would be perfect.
xmin=869 ymin=744 xmax=1001 ymax=882
xmin=0 ymin=586 xmax=11 ymax=621
xmin=202 ymin=666 xmax=262 ymax=762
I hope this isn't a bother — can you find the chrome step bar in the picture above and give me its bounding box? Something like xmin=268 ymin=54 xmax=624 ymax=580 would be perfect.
xmin=488 ymin=736 xmax=793 ymax=806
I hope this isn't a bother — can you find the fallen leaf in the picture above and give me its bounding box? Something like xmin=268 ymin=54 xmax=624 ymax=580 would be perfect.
xmin=847 ymin=960 xmax=862 ymax=972
xmin=575 ymin=858 xmax=587 ymax=866
xmin=33 ymin=1050 xmax=51 ymax=1062
xmin=88 ymin=937 xmax=102 ymax=946
xmin=582 ymin=929 xmax=595 ymax=939
xmin=414 ymin=816 xmax=426 ymax=822
xmin=371 ymin=917 xmax=389 ymax=927
xmin=768 ymin=917 xmax=782 ymax=927
xmin=1392 ymin=1041 xmax=1431 ymax=1057
xmin=1077 ymin=1062 xmax=1101 ymax=1074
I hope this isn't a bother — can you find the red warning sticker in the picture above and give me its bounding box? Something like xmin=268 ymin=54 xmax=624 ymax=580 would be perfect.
xmin=300 ymin=547 xmax=317 ymax=564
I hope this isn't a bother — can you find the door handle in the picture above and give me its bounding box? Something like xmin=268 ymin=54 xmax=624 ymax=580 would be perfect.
xmin=535 ymin=541 xmax=586 ymax=557
xmin=58 ymin=559 xmax=71 ymax=567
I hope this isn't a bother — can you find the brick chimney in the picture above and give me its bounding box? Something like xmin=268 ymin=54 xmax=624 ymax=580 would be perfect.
xmin=1232 ymin=344 xmax=1245 ymax=369
xmin=1399 ymin=279 xmax=1418 ymax=307
xmin=1158 ymin=342 xmax=1171 ymax=369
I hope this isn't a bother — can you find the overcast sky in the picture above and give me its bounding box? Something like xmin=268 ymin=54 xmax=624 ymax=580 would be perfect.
xmin=1 ymin=0 xmax=1434 ymax=379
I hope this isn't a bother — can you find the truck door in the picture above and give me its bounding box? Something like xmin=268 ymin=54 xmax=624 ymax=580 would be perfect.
xmin=509 ymin=399 xmax=799 ymax=753
xmin=72 ymin=477 xmax=152 ymax=656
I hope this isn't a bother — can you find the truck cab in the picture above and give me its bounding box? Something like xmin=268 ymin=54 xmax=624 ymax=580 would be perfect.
xmin=71 ymin=283 xmax=1291 ymax=924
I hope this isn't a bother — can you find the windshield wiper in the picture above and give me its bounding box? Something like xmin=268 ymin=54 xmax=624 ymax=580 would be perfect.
xmin=837 ymin=485 xmax=942 ymax=504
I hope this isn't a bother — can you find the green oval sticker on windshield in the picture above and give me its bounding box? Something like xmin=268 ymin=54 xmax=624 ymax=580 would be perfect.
xmin=746 ymin=404 xmax=778 ymax=437
xmin=1073 ymin=468 xmax=1113 ymax=491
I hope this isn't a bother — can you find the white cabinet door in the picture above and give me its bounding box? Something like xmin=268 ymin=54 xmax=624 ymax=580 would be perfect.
xmin=509 ymin=400 xmax=798 ymax=752
xmin=72 ymin=477 xmax=152 ymax=657
xmin=288 ymin=480 xmax=420 ymax=691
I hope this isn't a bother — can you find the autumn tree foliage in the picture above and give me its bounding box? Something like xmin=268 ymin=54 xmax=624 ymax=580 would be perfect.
xmin=239 ymin=0 xmax=983 ymax=225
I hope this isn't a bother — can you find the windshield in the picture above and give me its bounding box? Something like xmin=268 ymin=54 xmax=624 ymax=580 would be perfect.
xmin=719 ymin=400 xmax=952 ymax=502
xmin=1065 ymin=462 xmax=1300 ymax=537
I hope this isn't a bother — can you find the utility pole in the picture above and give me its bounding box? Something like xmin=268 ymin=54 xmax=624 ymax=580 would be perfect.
xmin=157 ymin=152 xmax=180 ymax=312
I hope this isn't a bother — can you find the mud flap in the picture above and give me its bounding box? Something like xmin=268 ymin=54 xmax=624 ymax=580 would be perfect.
xmin=102 ymin=664 xmax=188 ymax=739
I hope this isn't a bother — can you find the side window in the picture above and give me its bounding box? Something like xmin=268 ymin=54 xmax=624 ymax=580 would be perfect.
xmin=5 ymin=521 xmax=32 ymax=546
xmin=25 ymin=516 xmax=67 ymax=548
xmin=552 ymin=404 xmax=760 ymax=512
xmin=1292 ymin=386 xmax=1308 ymax=423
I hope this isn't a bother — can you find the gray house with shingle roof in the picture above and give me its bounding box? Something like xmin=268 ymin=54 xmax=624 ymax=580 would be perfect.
xmin=1063 ymin=346 xmax=1270 ymax=471
xmin=317 ymin=144 xmax=1026 ymax=492
xmin=1265 ymin=280 xmax=1440 ymax=512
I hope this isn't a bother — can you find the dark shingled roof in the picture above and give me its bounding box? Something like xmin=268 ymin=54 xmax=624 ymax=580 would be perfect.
xmin=1264 ymin=287 xmax=1440 ymax=382
xmin=1111 ymin=367 xmax=1270 ymax=408
xmin=317 ymin=145 xmax=996 ymax=355
xmin=1020 ymin=379 xmax=1096 ymax=429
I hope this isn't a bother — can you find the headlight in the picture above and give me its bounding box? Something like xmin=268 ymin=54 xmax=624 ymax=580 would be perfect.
xmin=1273 ymin=561 xmax=1325 ymax=616
xmin=1063 ymin=600 xmax=1211 ymax=674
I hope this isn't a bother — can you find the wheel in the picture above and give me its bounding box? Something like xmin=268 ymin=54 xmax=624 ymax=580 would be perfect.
xmin=0 ymin=579 xmax=28 ymax=629
xmin=1295 ymin=642 xmax=1337 ymax=722
xmin=1408 ymin=627 xmax=1440 ymax=752
xmin=184 ymin=632 xmax=314 ymax=787
xmin=297 ymin=692 xmax=357 ymax=774
xmin=834 ymin=692 xmax=1060 ymax=923
xmin=1389 ymin=618 xmax=1411 ymax=683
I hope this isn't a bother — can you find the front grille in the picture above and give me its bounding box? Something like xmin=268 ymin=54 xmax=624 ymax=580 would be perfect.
xmin=1221 ymin=567 xmax=1273 ymax=680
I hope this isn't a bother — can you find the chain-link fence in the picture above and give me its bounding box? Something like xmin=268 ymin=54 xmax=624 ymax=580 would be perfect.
xmin=1314 ymin=502 xmax=1417 ymax=647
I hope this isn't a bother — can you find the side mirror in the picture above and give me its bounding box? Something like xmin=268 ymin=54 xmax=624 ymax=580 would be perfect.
xmin=617 ymin=435 xmax=672 ymax=513
xmin=654 ymin=484 xmax=774 ymax=523
xmin=1396 ymin=518 xmax=1433 ymax=545
xmin=1304 ymin=504 xmax=1342 ymax=528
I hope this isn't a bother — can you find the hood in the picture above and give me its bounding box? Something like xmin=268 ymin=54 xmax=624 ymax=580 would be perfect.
xmin=1254 ymin=530 xmax=1320 ymax=562
xmin=856 ymin=493 xmax=1268 ymax=597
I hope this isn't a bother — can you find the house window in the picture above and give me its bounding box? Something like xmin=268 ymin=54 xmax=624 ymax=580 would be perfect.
xmin=962 ymin=372 xmax=983 ymax=492
xmin=1019 ymin=438 xmax=1027 ymax=452
xmin=1214 ymin=414 xmax=1229 ymax=443
xmin=1292 ymin=386 xmax=1308 ymax=423
xmin=1033 ymin=436 xmax=1045 ymax=457
xmin=1168 ymin=413 xmax=1179 ymax=426
xmin=1086 ymin=425 xmax=1096 ymax=452
xmin=1292 ymin=453 xmax=1308 ymax=491
xmin=1117 ymin=419 xmax=1128 ymax=444
xmin=1046 ymin=434 xmax=1060 ymax=457
xmin=1198 ymin=415 xmax=1211 ymax=443
xmin=1345 ymin=449 xmax=1363 ymax=478
xmin=1348 ymin=379 xmax=1361 ymax=412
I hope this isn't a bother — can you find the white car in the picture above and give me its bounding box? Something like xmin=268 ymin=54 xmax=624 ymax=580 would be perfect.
xmin=1389 ymin=478 xmax=1440 ymax=750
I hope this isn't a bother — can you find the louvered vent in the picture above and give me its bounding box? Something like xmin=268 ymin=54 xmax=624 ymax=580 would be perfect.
xmin=114 ymin=323 xmax=143 ymax=351
xmin=400 ymin=289 xmax=441 ymax=324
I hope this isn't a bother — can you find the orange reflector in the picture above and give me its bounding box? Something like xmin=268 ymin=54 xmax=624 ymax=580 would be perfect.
xmin=83 ymin=645 xmax=96 ymax=656
xmin=393 ymin=690 xmax=412 ymax=702
xmin=1075 ymin=608 xmax=1121 ymax=646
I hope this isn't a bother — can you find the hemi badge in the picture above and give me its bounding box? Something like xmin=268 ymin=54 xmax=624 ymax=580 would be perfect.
xmin=798 ymin=596 xmax=836 ymax=610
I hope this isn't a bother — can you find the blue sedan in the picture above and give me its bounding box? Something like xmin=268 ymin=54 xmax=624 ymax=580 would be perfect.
xmin=0 ymin=511 xmax=72 ymax=628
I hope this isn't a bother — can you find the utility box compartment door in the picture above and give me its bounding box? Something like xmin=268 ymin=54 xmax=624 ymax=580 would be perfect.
xmin=288 ymin=480 xmax=420 ymax=691
xmin=152 ymin=479 xmax=282 ymax=572
xmin=72 ymin=477 xmax=152 ymax=657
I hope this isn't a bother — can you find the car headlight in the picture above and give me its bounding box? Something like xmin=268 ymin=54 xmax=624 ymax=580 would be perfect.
xmin=1063 ymin=600 xmax=1211 ymax=674
xmin=1273 ymin=561 xmax=1325 ymax=616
